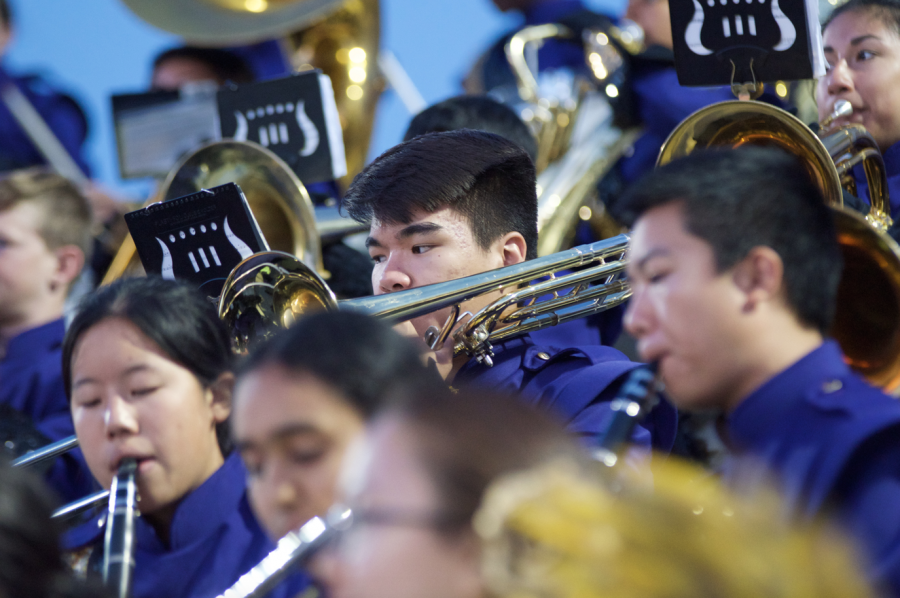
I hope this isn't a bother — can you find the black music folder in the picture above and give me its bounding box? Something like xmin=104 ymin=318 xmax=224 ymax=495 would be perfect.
xmin=124 ymin=183 xmax=268 ymax=296
xmin=668 ymin=0 xmax=825 ymax=86
xmin=111 ymin=71 xmax=346 ymax=182
xmin=217 ymin=70 xmax=347 ymax=183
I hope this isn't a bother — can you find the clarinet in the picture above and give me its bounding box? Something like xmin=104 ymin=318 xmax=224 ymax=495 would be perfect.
xmin=102 ymin=458 xmax=139 ymax=598
xmin=218 ymin=507 xmax=353 ymax=598
xmin=593 ymin=363 xmax=661 ymax=467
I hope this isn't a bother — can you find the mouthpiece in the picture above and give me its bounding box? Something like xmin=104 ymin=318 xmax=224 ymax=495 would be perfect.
xmin=820 ymin=99 xmax=853 ymax=131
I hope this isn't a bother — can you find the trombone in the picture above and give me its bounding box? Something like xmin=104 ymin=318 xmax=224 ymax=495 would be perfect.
xmin=218 ymin=234 xmax=631 ymax=358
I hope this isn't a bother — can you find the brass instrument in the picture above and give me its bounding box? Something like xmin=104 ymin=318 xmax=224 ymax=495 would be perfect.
xmin=657 ymin=100 xmax=900 ymax=391
xmin=121 ymin=0 xmax=382 ymax=188
xmin=218 ymin=235 xmax=631 ymax=357
xmin=101 ymin=140 xmax=366 ymax=285
xmin=504 ymin=24 xmax=642 ymax=256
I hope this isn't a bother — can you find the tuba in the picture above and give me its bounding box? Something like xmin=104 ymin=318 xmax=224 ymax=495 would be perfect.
xmin=503 ymin=23 xmax=644 ymax=257
xmin=120 ymin=0 xmax=382 ymax=188
xmin=657 ymin=100 xmax=900 ymax=391
xmin=100 ymin=140 xmax=365 ymax=285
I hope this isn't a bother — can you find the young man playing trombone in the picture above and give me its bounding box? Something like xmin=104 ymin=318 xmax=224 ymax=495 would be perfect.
xmin=620 ymin=146 xmax=900 ymax=595
xmin=341 ymin=129 xmax=676 ymax=451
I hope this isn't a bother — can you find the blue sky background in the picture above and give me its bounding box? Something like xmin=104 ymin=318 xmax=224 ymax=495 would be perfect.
xmin=4 ymin=0 xmax=625 ymax=197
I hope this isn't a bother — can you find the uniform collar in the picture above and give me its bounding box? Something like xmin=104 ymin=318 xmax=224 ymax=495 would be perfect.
xmin=138 ymin=452 xmax=247 ymax=552
xmin=726 ymin=341 xmax=847 ymax=451
xmin=523 ymin=0 xmax=586 ymax=25
xmin=2 ymin=318 xmax=65 ymax=362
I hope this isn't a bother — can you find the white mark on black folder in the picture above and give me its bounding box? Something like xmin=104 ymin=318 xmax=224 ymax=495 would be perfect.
xmin=156 ymin=237 xmax=175 ymax=280
xmin=224 ymin=217 xmax=253 ymax=259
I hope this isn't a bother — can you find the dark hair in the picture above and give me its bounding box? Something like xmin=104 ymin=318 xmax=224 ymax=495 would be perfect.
xmin=152 ymin=46 xmax=255 ymax=88
xmin=403 ymin=95 xmax=539 ymax=163
xmin=386 ymin=390 xmax=588 ymax=535
xmin=0 ymin=0 xmax=10 ymax=30
xmin=342 ymin=129 xmax=540 ymax=260
xmin=618 ymin=146 xmax=843 ymax=334
xmin=0 ymin=460 xmax=109 ymax=598
xmin=823 ymin=0 xmax=900 ymax=35
xmin=236 ymin=311 xmax=443 ymax=419
xmin=0 ymin=168 xmax=93 ymax=261
xmin=62 ymin=277 xmax=234 ymax=453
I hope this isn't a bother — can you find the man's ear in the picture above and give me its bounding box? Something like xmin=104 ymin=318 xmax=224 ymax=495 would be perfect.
xmin=732 ymin=246 xmax=784 ymax=312
xmin=207 ymin=372 xmax=235 ymax=423
xmin=499 ymin=232 xmax=527 ymax=267
xmin=51 ymin=245 xmax=85 ymax=293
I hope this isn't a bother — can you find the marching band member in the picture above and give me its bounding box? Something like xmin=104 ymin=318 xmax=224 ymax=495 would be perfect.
xmin=0 ymin=168 xmax=94 ymax=504
xmin=620 ymin=146 xmax=900 ymax=595
xmin=231 ymin=311 xmax=442 ymax=542
xmin=341 ymin=129 xmax=676 ymax=451
xmin=0 ymin=0 xmax=91 ymax=176
xmin=312 ymin=388 xmax=590 ymax=598
xmin=61 ymin=277 xmax=309 ymax=598
xmin=402 ymin=95 xmax=623 ymax=347
xmin=817 ymin=0 xmax=900 ymax=221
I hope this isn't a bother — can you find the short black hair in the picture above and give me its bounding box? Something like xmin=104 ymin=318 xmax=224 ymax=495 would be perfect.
xmin=404 ymin=95 xmax=539 ymax=163
xmin=824 ymin=0 xmax=900 ymax=36
xmin=342 ymin=129 xmax=540 ymax=260
xmin=62 ymin=277 xmax=234 ymax=453
xmin=236 ymin=311 xmax=443 ymax=419
xmin=152 ymin=46 xmax=255 ymax=87
xmin=618 ymin=147 xmax=843 ymax=334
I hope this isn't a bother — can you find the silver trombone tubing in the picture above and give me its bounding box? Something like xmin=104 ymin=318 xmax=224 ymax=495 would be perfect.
xmin=53 ymin=490 xmax=110 ymax=520
xmin=12 ymin=434 xmax=78 ymax=468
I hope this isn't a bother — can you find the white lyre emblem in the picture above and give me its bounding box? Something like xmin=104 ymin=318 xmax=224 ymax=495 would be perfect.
xmin=232 ymin=100 xmax=320 ymax=157
xmin=684 ymin=0 xmax=797 ymax=56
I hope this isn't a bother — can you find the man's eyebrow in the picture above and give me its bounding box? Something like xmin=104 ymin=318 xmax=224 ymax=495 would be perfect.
xmin=365 ymin=236 xmax=383 ymax=249
xmin=398 ymin=222 xmax=443 ymax=239
xmin=632 ymin=248 xmax=670 ymax=274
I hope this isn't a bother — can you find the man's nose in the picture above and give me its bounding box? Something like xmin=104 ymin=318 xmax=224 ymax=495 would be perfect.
xmin=623 ymin=285 xmax=653 ymax=340
xmin=104 ymin=395 xmax=139 ymax=439
xmin=375 ymin=254 xmax=412 ymax=294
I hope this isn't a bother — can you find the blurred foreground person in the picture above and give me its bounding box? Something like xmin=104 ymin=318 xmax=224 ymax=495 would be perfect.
xmin=342 ymin=129 xmax=676 ymax=451
xmin=312 ymin=390 xmax=590 ymax=598
xmin=621 ymin=147 xmax=900 ymax=595
xmin=62 ymin=277 xmax=309 ymax=598
xmin=0 ymin=460 xmax=107 ymax=598
xmin=474 ymin=457 xmax=875 ymax=598
xmin=0 ymin=168 xmax=94 ymax=503
xmin=232 ymin=311 xmax=442 ymax=542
